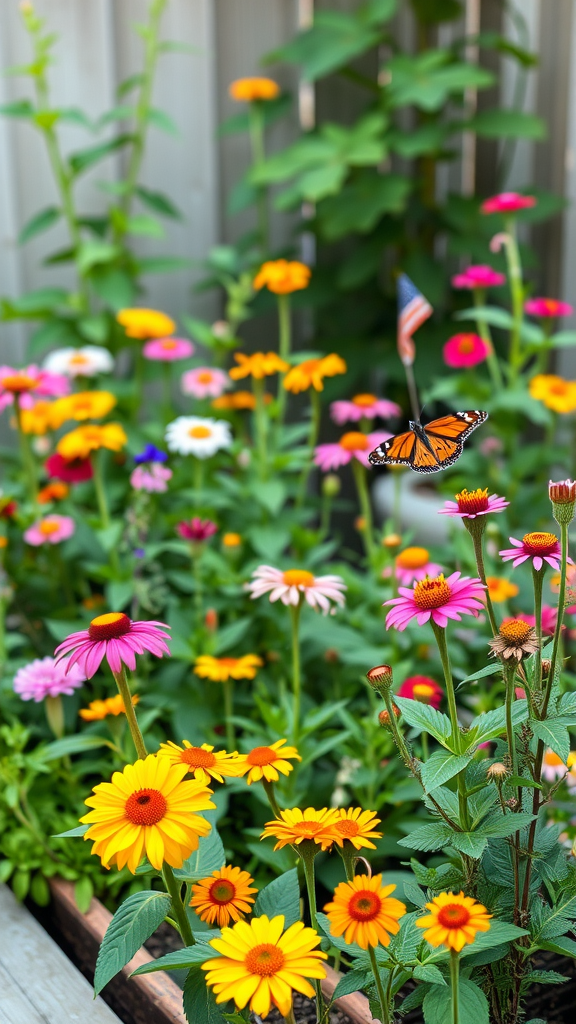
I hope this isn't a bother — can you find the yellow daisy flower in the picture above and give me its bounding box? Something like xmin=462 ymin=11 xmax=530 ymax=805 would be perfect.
xmin=283 ymin=354 xmax=347 ymax=394
xmin=529 ymin=374 xmax=576 ymax=414
xmin=117 ymin=307 xmax=176 ymax=340
xmin=19 ymin=400 xmax=55 ymax=435
xmin=229 ymin=352 xmax=289 ymax=381
xmin=324 ymin=874 xmax=406 ymax=950
xmin=236 ymin=739 xmax=301 ymax=785
xmin=261 ymin=806 xmax=340 ymax=850
xmin=56 ymin=423 xmax=127 ymax=460
xmin=486 ymin=576 xmax=519 ymax=603
xmin=79 ymin=693 xmax=139 ymax=721
xmin=190 ymin=865 xmax=257 ymax=927
xmin=331 ymin=808 xmax=383 ymax=851
xmin=157 ymin=741 xmax=243 ymax=784
xmin=229 ymin=77 xmax=280 ymax=103
xmin=50 ymin=390 xmax=117 ymax=428
xmin=202 ymin=914 xmax=327 ymax=1019
xmin=416 ymin=891 xmax=492 ymax=952
xmin=193 ymin=654 xmax=263 ymax=682
xmin=80 ymin=754 xmax=214 ymax=873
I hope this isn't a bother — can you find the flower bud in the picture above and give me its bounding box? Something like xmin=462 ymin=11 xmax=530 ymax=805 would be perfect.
xmin=354 ymin=516 xmax=367 ymax=532
xmin=322 ymin=473 xmax=341 ymax=498
xmin=541 ymin=659 xmax=551 ymax=680
xmin=205 ymin=608 xmax=218 ymax=632
xmin=378 ymin=705 xmax=400 ymax=729
xmin=324 ymin=648 xmax=339 ymax=664
xmin=382 ymin=533 xmax=402 ymax=549
xmin=549 ymin=479 xmax=576 ymax=524
xmin=487 ymin=762 xmax=508 ymax=782
xmin=366 ymin=664 xmax=393 ymax=695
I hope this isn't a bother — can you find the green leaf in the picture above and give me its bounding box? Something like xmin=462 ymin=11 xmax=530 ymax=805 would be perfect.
xmin=507 ymin=776 xmax=542 ymax=790
xmin=126 ymin=214 xmax=165 ymax=238
xmin=136 ymin=256 xmax=193 ymax=274
xmin=411 ymin=0 xmax=462 ymax=24
xmin=476 ymin=811 xmax=535 ymax=838
xmin=332 ymin=968 xmax=371 ymax=998
xmin=398 ymin=822 xmax=453 ymax=852
xmin=91 ymin=267 xmax=135 ymax=310
xmin=424 ymin=977 xmax=489 ymax=1024
xmin=458 ymin=921 xmax=528 ymax=956
xmin=318 ymin=172 xmax=410 ymax=239
xmin=52 ymin=824 xmax=89 ymax=838
xmin=469 ymin=109 xmax=546 ymax=140
xmin=467 ymin=701 xmax=528 ymax=746
xmin=532 ymin=719 xmax=570 ymax=763
xmin=454 ymin=305 xmax=513 ymax=329
xmin=386 ymin=52 xmax=493 ymax=111
xmin=77 ymin=241 xmax=121 ymax=274
xmin=74 ymin=877 xmax=94 ymax=913
xmin=0 ymin=99 xmax=35 ymax=118
xmin=131 ymin=944 xmax=214 ymax=975
xmin=456 ymin=663 xmax=502 ymax=688
xmin=316 ymin=912 xmax=365 ymax=959
xmin=136 ymin=186 xmax=182 ymax=220
xmin=18 ymin=206 xmax=61 ymax=244
xmin=449 ymin=832 xmax=487 ymax=859
xmin=394 ymin=697 xmax=452 ymax=746
xmin=173 ymin=811 xmax=224 ymax=882
xmin=43 ymin=735 xmax=113 ymax=761
xmin=94 ymin=890 xmax=172 ymax=994
xmin=183 ymin=966 xmax=229 ymax=1024
xmin=147 ymin=108 xmax=178 ymax=135
xmin=420 ymin=751 xmax=473 ymax=793
xmin=269 ymin=11 xmax=384 ymax=82
xmin=253 ymin=868 xmax=300 ymax=928
xmin=549 ymin=331 xmax=576 ymax=348
xmin=69 ymin=135 xmax=132 ymax=175
xmin=413 ymin=964 xmax=446 ymax=985
xmin=213 ymin=618 xmax=252 ymax=656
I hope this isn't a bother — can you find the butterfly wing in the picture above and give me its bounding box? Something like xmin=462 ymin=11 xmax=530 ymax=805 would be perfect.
xmin=368 ymin=430 xmax=416 ymax=467
xmin=422 ymin=410 xmax=488 ymax=470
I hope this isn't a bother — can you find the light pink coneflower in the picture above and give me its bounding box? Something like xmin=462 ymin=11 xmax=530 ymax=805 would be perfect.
xmin=143 ymin=337 xmax=194 ymax=361
xmin=516 ymin=605 xmax=558 ymax=637
xmin=384 ymin=572 xmax=485 ymax=631
xmin=499 ymin=532 xmax=570 ymax=572
xmin=55 ymin=613 xmax=171 ymax=678
xmin=438 ymin=488 xmax=509 ymax=520
xmin=181 ymin=367 xmax=230 ymax=399
xmin=247 ymin=565 xmax=346 ymax=614
xmin=330 ymin=394 xmax=401 ymax=425
xmin=24 ymin=515 xmax=75 ymax=547
xmin=13 ymin=656 xmax=86 ymax=701
xmin=314 ymin=431 xmax=391 ymax=472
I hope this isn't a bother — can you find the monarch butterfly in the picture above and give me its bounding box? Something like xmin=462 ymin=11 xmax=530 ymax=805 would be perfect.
xmin=368 ymin=410 xmax=488 ymax=474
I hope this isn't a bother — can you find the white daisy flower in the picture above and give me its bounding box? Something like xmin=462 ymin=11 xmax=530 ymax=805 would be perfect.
xmin=247 ymin=565 xmax=346 ymax=614
xmin=541 ymin=748 xmax=568 ymax=783
xmin=43 ymin=346 xmax=114 ymax=378
xmin=165 ymin=415 xmax=232 ymax=458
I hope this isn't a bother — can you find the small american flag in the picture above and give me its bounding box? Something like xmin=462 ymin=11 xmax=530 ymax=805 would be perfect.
xmin=397 ymin=273 xmax=433 ymax=366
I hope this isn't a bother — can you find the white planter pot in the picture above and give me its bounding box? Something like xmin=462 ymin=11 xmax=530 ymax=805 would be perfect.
xmin=372 ymin=471 xmax=464 ymax=544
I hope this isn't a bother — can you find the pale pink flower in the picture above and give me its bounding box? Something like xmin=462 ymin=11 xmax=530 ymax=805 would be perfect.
xmin=0 ymin=364 xmax=69 ymax=412
xmin=451 ymin=265 xmax=506 ymax=290
xmin=24 ymin=515 xmax=75 ymax=547
xmin=13 ymin=656 xmax=86 ymax=701
xmin=330 ymin=394 xmax=401 ymax=425
xmin=384 ymin=572 xmax=485 ymax=630
xmin=247 ymin=565 xmax=346 ymax=614
xmin=490 ymin=233 xmax=510 ymax=254
xmin=314 ymin=430 xmax=391 ymax=472
xmin=143 ymin=337 xmax=194 ymax=361
xmin=54 ymin=613 xmax=171 ymax=678
xmin=177 ymin=518 xmax=218 ymax=542
xmin=524 ymin=298 xmax=573 ymax=319
xmin=130 ymin=463 xmax=172 ymax=493
xmin=181 ymin=367 xmax=230 ymax=399
xmin=481 ymin=192 xmax=536 ymax=215
xmin=517 ymin=605 xmax=558 ymax=637
xmin=443 ymin=333 xmax=490 ymax=369
xmin=541 ymin=748 xmax=568 ymax=783
xmin=499 ymin=532 xmax=570 ymax=572
xmin=439 ymin=489 xmax=508 ymax=520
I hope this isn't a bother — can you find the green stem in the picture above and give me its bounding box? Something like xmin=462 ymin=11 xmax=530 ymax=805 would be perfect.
xmin=283 ymin=1003 xmax=297 ymax=1024
xmin=450 ymin=950 xmax=460 ymax=1024
xmin=504 ymin=220 xmax=524 ymax=380
xmin=289 ymin=602 xmax=302 ymax=742
xmin=431 ymin=623 xmax=470 ymax=830
xmin=193 ymin=457 xmax=204 ymax=496
xmin=277 ymin=294 xmax=291 ymax=430
xmin=162 ymin=361 xmax=172 ymax=424
xmin=299 ymin=845 xmax=326 ymax=1022
xmin=14 ymin=403 xmax=38 ymax=506
xmin=503 ymin=666 xmax=521 ymax=923
xmin=253 ymin=378 xmax=269 ymax=480
xmin=248 ymin=102 xmax=268 ymax=251
xmin=472 ymin=288 xmax=503 ymax=389
xmin=262 ymin=779 xmax=282 ymax=818
xmin=223 ymin=679 xmax=235 ymax=751
xmin=543 ymin=520 xmax=568 ymax=717
xmin=351 ymin=459 xmax=376 ymax=566
xmin=466 ymin=520 xmax=498 ymax=636
xmin=296 ymin=389 xmax=321 ymax=508
xmin=92 ymin=453 xmax=111 ymax=531
xmin=162 ymin=863 xmax=195 ymax=946
xmin=532 ymin=567 xmax=545 ymax=691
xmin=339 ymin=843 xmax=358 ymax=882
xmin=112 ymin=666 xmax=147 ymax=760
xmin=368 ymin=944 xmax=390 ymax=1024
xmin=421 ymin=730 xmax=429 ymax=762
xmin=45 ymin=695 xmax=65 ymax=738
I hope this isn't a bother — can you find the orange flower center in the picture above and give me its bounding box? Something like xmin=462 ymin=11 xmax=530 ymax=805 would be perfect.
xmin=208 ymin=878 xmax=236 ymax=905
xmin=180 ymin=747 xmax=217 ymax=768
xmin=412 ymin=682 xmax=436 ymax=701
xmin=218 ymin=657 xmax=239 ymax=668
xmin=413 ymin=575 xmax=451 ymax=610
xmin=197 ymin=371 xmax=214 ymax=383
xmin=340 ymin=431 xmax=369 ymax=452
xmin=544 ymin=750 xmax=564 ymax=766
xmin=38 ymin=520 xmax=60 ymax=536
xmin=69 ymin=354 xmax=90 ymax=366
xmin=396 ymin=546 xmax=430 ymax=570
xmin=247 ymin=746 xmax=277 ymax=766
xmin=244 ymin=943 xmax=285 ymax=977
xmin=437 ymin=904 xmax=471 ymax=929
xmin=283 ymin=569 xmax=315 ymax=588
xmin=348 ymin=890 xmax=382 ymax=922
xmin=352 ymin=393 xmax=377 ymax=408
xmin=549 ymin=382 xmax=568 ymax=396
xmin=124 ymin=788 xmax=167 ymax=826
xmin=499 ymin=619 xmax=532 ymax=644
xmin=334 ymin=819 xmax=360 ymax=838
xmin=457 ymin=335 xmax=476 ymax=354
xmin=522 ymin=531 xmax=557 ymax=554
xmin=291 ymin=820 xmax=324 ymax=838
xmin=88 ymin=611 xmax=131 ymax=640
xmin=160 ymin=339 xmax=178 ymax=350
xmin=1 ymin=373 xmax=38 ymax=393
xmin=455 ymin=488 xmax=489 ymax=514
xmin=188 ymin=425 xmax=212 ymax=439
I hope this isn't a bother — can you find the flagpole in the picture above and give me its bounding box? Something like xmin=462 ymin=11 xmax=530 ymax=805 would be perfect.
xmin=403 ymin=361 xmax=421 ymax=423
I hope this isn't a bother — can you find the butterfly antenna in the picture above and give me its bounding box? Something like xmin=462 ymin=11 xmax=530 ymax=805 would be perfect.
xmin=404 ymin=363 xmax=421 ymax=423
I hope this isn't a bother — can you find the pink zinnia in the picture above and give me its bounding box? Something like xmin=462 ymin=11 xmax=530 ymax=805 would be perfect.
xmin=499 ymin=531 xmax=571 ymax=572
xmin=143 ymin=337 xmax=194 ymax=361
xmin=524 ymin=297 xmax=573 ymax=319
xmin=13 ymin=656 xmax=86 ymax=702
xmin=443 ymin=333 xmax=490 ymax=369
xmin=314 ymin=430 xmax=391 ymax=472
xmin=516 ymin=606 xmax=558 ymax=638
xmin=384 ymin=572 xmax=485 ymax=630
xmin=181 ymin=367 xmax=230 ymax=399
xmin=481 ymin=192 xmax=537 ymax=215
xmin=247 ymin=565 xmax=346 ymax=614
xmin=54 ymin=612 xmax=171 ymax=678
xmin=130 ymin=463 xmax=172 ymax=493
xmin=397 ymin=675 xmax=443 ymax=709
xmin=451 ymin=265 xmax=506 ymax=290
xmin=439 ymin=487 xmax=508 ymax=520
xmin=177 ymin=517 xmax=218 ymax=542
xmin=330 ymin=394 xmax=401 ymax=425
xmin=24 ymin=515 xmax=75 ymax=547
xmin=0 ymin=364 xmax=68 ymax=412
xmin=45 ymin=451 xmax=93 ymax=483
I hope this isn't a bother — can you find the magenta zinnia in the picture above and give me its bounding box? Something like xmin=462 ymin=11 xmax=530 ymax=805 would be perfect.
xmin=55 ymin=613 xmax=171 ymax=678
xmin=384 ymin=572 xmax=485 ymax=630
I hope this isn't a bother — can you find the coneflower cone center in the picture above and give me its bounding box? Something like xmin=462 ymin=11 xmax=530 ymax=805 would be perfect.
xmin=245 ymin=944 xmax=285 ymax=976
xmin=340 ymin=431 xmax=369 ymax=452
xmin=412 ymin=683 xmax=436 ymax=702
xmin=396 ymin=546 xmax=430 ymax=570
xmin=353 ymin=393 xmax=377 ymax=407
xmin=456 ymin=487 xmax=489 ymax=514
xmin=437 ymin=904 xmax=471 ymax=928
xmin=89 ymin=612 xmax=131 ymax=640
xmin=522 ymin=531 xmax=557 ymax=554
xmin=334 ymin=819 xmax=360 ymax=837
xmin=348 ymin=890 xmax=382 ymax=921
xmin=500 ymin=619 xmax=532 ymax=644
xmin=209 ymin=879 xmax=236 ymax=904
xmin=125 ymin=788 xmax=167 ymax=825
xmin=283 ymin=569 xmax=315 ymax=588
xmin=413 ymin=576 xmax=451 ymax=610
xmin=181 ymin=747 xmax=217 ymax=768
xmin=247 ymin=745 xmax=276 ymax=766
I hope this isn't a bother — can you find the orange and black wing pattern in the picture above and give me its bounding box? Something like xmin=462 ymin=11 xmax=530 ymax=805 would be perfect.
xmin=369 ymin=410 xmax=488 ymax=474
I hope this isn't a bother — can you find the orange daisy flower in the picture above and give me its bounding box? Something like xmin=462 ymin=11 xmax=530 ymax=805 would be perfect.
xmin=236 ymin=739 xmax=301 ymax=784
xmin=331 ymin=808 xmax=383 ymax=851
xmin=324 ymin=874 xmax=406 ymax=949
xmin=283 ymin=354 xmax=347 ymax=394
xmin=261 ymin=807 xmax=340 ymax=850
xmin=229 ymin=77 xmax=280 ymax=103
xmin=229 ymin=352 xmax=289 ymax=381
xmin=79 ymin=693 xmax=139 ymax=721
xmin=416 ymin=891 xmax=492 ymax=951
xmin=157 ymin=741 xmax=242 ymax=784
xmin=190 ymin=865 xmax=257 ymax=927
xmin=253 ymin=259 xmax=311 ymax=295
xmin=194 ymin=654 xmax=263 ymax=682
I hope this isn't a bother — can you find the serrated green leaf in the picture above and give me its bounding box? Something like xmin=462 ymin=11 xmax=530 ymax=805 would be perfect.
xmin=532 ymin=719 xmax=570 ymax=763
xmin=136 ymin=185 xmax=182 ymax=220
xmin=332 ymin=968 xmax=371 ymax=999
xmin=449 ymin=832 xmax=487 ymax=858
xmin=475 ymin=811 xmax=535 ymax=838
xmin=173 ymin=811 xmax=223 ymax=882
xmin=424 ymin=977 xmax=489 ymax=1024
xmin=131 ymin=944 xmax=214 ymax=975
xmin=398 ymin=822 xmax=453 ymax=852
xmin=467 ymin=701 xmax=528 ymax=747
xmin=253 ymin=868 xmax=300 ymax=928
xmin=394 ymin=697 xmax=453 ymax=746
xmin=183 ymin=966 xmax=229 ymax=1024
xmin=94 ymin=890 xmax=171 ymax=994
xmin=414 ymin=963 xmax=446 ymax=985
xmin=420 ymin=751 xmax=472 ymax=792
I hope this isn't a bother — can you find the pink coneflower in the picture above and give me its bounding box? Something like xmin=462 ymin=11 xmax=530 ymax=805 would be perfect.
xmin=314 ymin=431 xmax=391 ymax=472
xmin=517 ymin=605 xmax=558 ymax=637
xmin=130 ymin=463 xmax=172 ymax=493
xmin=181 ymin=367 xmax=230 ymax=399
xmin=177 ymin=518 xmax=218 ymax=542
xmin=451 ymin=265 xmax=506 ymax=290
xmin=54 ymin=613 xmax=171 ymax=678
xmin=393 ymin=546 xmax=443 ymax=585
xmin=384 ymin=572 xmax=485 ymax=631
xmin=499 ymin=532 xmax=570 ymax=572
xmin=439 ymin=487 xmax=509 ymax=520
xmin=45 ymin=451 xmax=93 ymax=483
xmin=247 ymin=565 xmax=346 ymax=614
xmin=397 ymin=675 xmax=443 ymax=708
xmin=143 ymin=337 xmax=194 ymax=361
xmin=524 ymin=298 xmax=573 ymax=319
xmin=443 ymin=333 xmax=490 ymax=369
xmin=481 ymin=193 xmax=536 ymax=215
xmin=13 ymin=656 xmax=86 ymax=701
xmin=24 ymin=515 xmax=75 ymax=547
xmin=330 ymin=394 xmax=401 ymax=425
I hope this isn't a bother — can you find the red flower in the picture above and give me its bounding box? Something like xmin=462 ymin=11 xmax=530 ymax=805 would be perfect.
xmin=177 ymin=518 xmax=218 ymax=542
xmin=481 ymin=192 xmax=536 ymax=215
xmin=397 ymin=676 xmax=443 ymax=708
xmin=46 ymin=452 xmax=93 ymax=483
